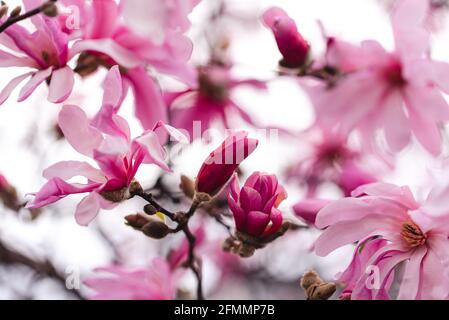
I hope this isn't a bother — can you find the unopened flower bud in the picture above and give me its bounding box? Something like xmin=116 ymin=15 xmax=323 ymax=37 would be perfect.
xmin=142 ymin=220 xmax=170 ymax=239
xmin=41 ymin=2 xmax=58 ymax=17
xmin=100 ymin=187 xmax=128 ymax=203
xmin=10 ymin=6 xmax=21 ymax=18
xmin=179 ymin=175 xmax=195 ymax=199
xmin=124 ymin=214 xmax=149 ymax=229
xmin=0 ymin=5 xmax=8 ymax=19
xmin=143 ymin=204 xmax=158 ymax=215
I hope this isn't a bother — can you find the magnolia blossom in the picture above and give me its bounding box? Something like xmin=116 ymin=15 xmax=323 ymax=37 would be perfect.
xmin=293 ymin=198 xmax=331 ymax=225
xmin=315 ymin=182 xmax=449 ymax=300
xmin=0 ymin=0 xmax=141 ymax=106
xmin=26 ymin=67 xmax=187 ymax=225
xmin=228 ymin=172 xmax=287 ymax=238
xmin=59 ymin=0 xmax=199 ymax=130
xmin=286 ymin=127 xmax=378 ymax=197
xmin=262 ymin=7 xmax=310 ymax=68
xmin=84 ymin=258 xmax=181 ymax=300
xmin=165 ymin=64 xmax=267 ymax=137
xmin=303 ymin=0 xmax=449 ymax=155
xmin=195 ymin=131 xmax=258 ymax=197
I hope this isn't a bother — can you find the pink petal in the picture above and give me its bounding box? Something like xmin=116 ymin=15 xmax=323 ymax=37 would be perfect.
xmin=74 ymin=192 xmax=101 ymax=226
xmin=58 ymin=105 xmax=103 ymax=157
xmin=102 ymin=65 xmax=124 ymax=108
xmin=69 ymin=39 xmax=141 ymax=69
xmin=263 ymin=207 xmax=283 ymax=236
xmin=228 ymin=195 xmax=246 ymax=231
xmin=293 ymin=198 xmax=331 ymax=225
xmin=124 ymin=67 xmax=168 ymax=130
xmin=89 ymin=0 xmax=119 ymax=38
xmin=397 ymin=245 xmax=427 ymax=299
xmin=18 ymin=67 xmax=53 ymax=102
xmin=245 ymin=210 xmax=270 ymax=236
xmin=0 ymin=72 xmax=32 ymax=105
xmin=43 ymin=161 xmax=105 ymax=183
xmin=419 ymin=249 xmax=449 ymax=299
xmin=240 ymin=186 xmax=262 ymax=213
xmin=381 ymin=91 xmax=411 ymax=152
xmin=133 ymin=131 xmax=170 ymax=171
xmin=0 ymin=49 xmax=35 ymax=67
xmin=48 ymin=66 xmax=75 ymax=103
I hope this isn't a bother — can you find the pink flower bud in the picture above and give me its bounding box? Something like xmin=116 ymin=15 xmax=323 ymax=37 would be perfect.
xmin=195 ymin=132 xmax=258 ymax=197
xmin=228 ymin=172 xmax=287 ymax=238
xmin=293 ymin=199 xmax=331 ymax=225
xmin=262 ymin=7 xmax=310 ymax=68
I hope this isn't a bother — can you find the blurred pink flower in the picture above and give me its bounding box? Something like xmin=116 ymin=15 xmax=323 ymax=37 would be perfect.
xmin=315 ymin=182 xmax=449 ymax=299
xmin=165 ymin=64 xmax=267 ymax=137
xmin=304 ymin=0 xmax=449 ymax=155
xmin=286 ymin=127 xmax=379 ymax=197
xmin=262 ymin=6 xmax=310 ymax=68
xmin=84 ymin=258 xmax=181 ymax=300
xmin=195 ymin=131 xmax=258 ymax=197
xmin=228 ymin=172 xmax=287 ymax=238
xmin=26 ymin=66 xmax=187 ymax=225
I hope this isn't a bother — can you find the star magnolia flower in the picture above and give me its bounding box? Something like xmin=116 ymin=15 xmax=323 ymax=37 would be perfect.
xmin=303 ymin=0 xmax=449 ymax=156
xmin=0 ymin=0 xmax=140 ymax=106
xmin=262 ymin=6 xmax=310 ymax=68
xmin=315 ymin=182 xmax=449 ymax=300
xmin=59 ymin=0 xmax=199 ymax=130
xmin=228 ymin=172 xmax=287 ymax=238
xmin=165 ymin=64 xmax=267 ymax=137
xmin=286 ymin=127 xmax=378 ymax=197
xmin=84 ymin=258 xmax=182 ymax=300
xmin=26 ymin=66 xmax=187 ymax=226
xmin=195 ymin=131 xmax=258 ymax=197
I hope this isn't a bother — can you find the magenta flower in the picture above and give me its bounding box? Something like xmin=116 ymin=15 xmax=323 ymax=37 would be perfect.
xmin=0 ymin=0 xmax=142 ymax=106
xmin=195 ymin=131 xmax=258 ymax=197
xmin=262 ymin=7 xmax=310 ymax=68
xmin=84 ymin=258 xmax=182 ymax=300
xmin=228 ymin=172 xmax=287 ymax=238
xmin=315 ymin=182 xmax=449 ymax=300
xmin=26 ymin=66 xmax=187 ymax=226
xmin=304 ymin=0 xmax=449 ymax=155
xmin=165 ymin=64 xmax=267 ymax=137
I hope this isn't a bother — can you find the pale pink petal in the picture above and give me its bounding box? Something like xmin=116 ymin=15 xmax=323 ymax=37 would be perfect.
xmin=133 ymin=131 xmax=170 ymax=171
xmin=58 ymin=105 xmax=103 ymax=157
xmin=74 ymin=192 xmax=101 ymax=226
xmin=419 ymin=249 xmax=449 ymax=299
xmin=397 ymin=246 xmax=427 ymax=300
xmin=48 ymin=66 xmax=75 ymax=103
xmin=125 ymin=67 xmax=167 ymax=130
xmin=18 ymin=67 xmax=53 ymax=102
xmin=102 ymin=65 xmax=124 ymax=108
xmin=43 ymin=161 xmax=106 ymax=183
xmin=381 ymin=91 xmax=411 ymax=152
xmin=0 ymin=49 xmax=35 ymax=67
xmin=89 ymin=0 xmax=119 ymax=38
xmin=0 ymin=72 xmax=32 ymax=105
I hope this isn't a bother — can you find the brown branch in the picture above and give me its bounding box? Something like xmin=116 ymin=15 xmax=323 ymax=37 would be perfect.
xmin=0 ymin=0 xmax=58 ymax=34
xmin=0 ymin=241 xmax=84 ymax=299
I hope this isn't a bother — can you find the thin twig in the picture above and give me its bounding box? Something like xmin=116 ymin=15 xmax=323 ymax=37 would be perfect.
xmin=0 ymin=0 xmax=58 ymax=34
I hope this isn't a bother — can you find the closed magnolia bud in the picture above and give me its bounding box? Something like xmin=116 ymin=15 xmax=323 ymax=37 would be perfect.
xmin=142 ymin=220 xmax=170 ymax=239
xmin=179 ymin=175 xmax=195 ymax=199
xmin=195 ymin=131 xmax=258 ymax=198
xmin=0 ymin=5 xmax=8 ymax=19
xmin=9 ymin=6 xmax=21 ymax=18
xmin=143 ymin=204 xmax=158 ymax=215
xmin=41 ymin=2 xmax=58 ymax=17
xmin=300 ymin=270 xmax=336 ymax=300
xmin=124 ymin=214 xmax=149 ymax=229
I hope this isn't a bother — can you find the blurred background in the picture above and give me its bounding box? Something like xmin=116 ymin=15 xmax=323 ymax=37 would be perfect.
xmin=1 ymin=0 xmax=449 ymax=299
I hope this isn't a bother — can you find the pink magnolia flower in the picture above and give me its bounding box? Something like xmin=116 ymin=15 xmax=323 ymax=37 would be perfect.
xmin=228 ymin=172 xmax=287 ymax=238
xmin=0 ymin=0 xmax=140 ymax=106
xmin=293 ymin=198 xmax=331 ymax=225
xmin=60 ymin=0 xmax=199 ymax=129
xmin=315 ymin=182 xmax=449 ymax=300
xmin=165 ymin=64 xmax=267 ymax=137
xmin=195 ymin=131 xmax=258 ymax=197
xmin=26 ymin=66 xmax=187 ymax=226
xmin=286 ymin=127 xmax=378 ymax=197
xmin=303 ymin=0 xmax=449 ymax=156
xmin=84 ymin=258 xmax=181 ymax=300
xmin=262 ymin=7 xmax=310 ymax=68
